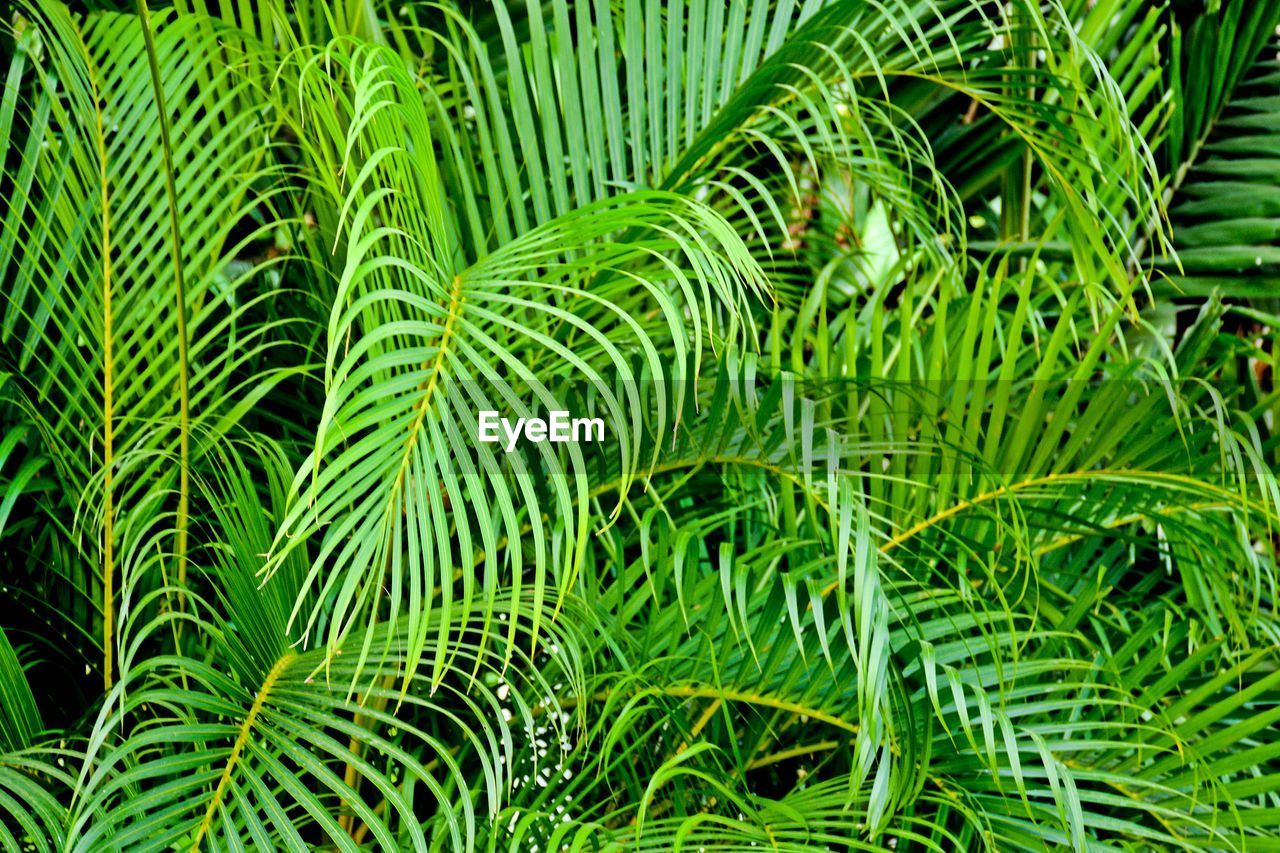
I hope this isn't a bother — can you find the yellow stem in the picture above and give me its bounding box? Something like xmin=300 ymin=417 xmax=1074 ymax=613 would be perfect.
xmin=338 ymin=672 xmax=394 ymax=838
xmin=745 ymin=739 xmax=839 ymax=771
xmin=674 ymin=698 xmax=723 ymax=757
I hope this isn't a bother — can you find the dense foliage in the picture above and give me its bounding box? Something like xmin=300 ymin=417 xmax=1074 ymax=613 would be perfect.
xmin=2 ymin=0 xmax=1280 ymax=849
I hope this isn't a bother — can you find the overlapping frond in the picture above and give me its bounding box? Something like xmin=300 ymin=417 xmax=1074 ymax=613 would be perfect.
xmin=0 ymin=3 xmax=296 ymax=690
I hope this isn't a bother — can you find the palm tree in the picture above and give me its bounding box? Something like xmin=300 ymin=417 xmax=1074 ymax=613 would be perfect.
xmin=2 ymin=0 xmax=1279 ymax=848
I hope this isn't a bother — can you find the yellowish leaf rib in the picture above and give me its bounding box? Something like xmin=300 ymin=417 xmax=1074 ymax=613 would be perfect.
xmin=745 ymin=739 xmax=839 ymax=771
xmin=191 ymin=650 xmax=296 ymax=851
xmin=89 ymin=45 xmax=115 ymax=693
xmin=548 ymin=684 xmax=859 ymax=736
xmin=380 ymin=274 xmax=465 ymax=531
xmin=402 ymin=274 xmax=465 ymax=458
xmin=820 ymin=467 xmax=1267 ymax=597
